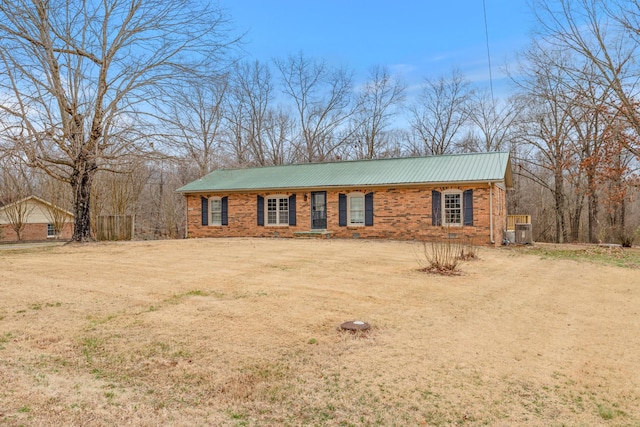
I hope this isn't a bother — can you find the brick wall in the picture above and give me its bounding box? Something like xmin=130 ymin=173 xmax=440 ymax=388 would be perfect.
xmin=0 ymin=222 xmax=73 ymax=242
xmin=185 ymin=184 xmax=507 ymax=246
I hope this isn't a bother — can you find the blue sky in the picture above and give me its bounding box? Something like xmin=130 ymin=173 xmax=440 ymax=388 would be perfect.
xmin=222 ymin=1 xmax=535 ymax=97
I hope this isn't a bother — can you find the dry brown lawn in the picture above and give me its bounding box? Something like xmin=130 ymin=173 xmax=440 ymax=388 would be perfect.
xmin=1 ymin=238 xmax=639 ymax=426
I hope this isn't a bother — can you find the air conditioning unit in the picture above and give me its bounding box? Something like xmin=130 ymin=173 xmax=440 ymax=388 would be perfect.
xmin=514 ymin=223 xmax=533 ymax=244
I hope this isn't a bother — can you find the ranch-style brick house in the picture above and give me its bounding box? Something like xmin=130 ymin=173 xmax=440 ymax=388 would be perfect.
xmin=177 ymin=152 xmax=513 ymax=246
xmin=0 ymin=195 xmax=74 ymax=242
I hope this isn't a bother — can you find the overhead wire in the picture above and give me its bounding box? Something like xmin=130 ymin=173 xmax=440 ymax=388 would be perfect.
xmin=482 ymin=0 xmax=495 ymax=104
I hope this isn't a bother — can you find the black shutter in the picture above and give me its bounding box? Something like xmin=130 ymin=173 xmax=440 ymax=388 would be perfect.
xmin=463 ymin=189 xmax=473 ymax=226
xmin=432 ymin=190 xmax=441 ymax=226
xmin=364 ymin=192 xmax=374 ymax=226
xmin=221 ymin=196 xmax=228 ymax=226
xmin=201 ymin=196 xmax=208 ymax=226
xmin=257 ymin=195 xmax=264 ymax=226
xmin=288 ymin=194 xmax=296 ymax=226
xmin=338 ymin=193 xmax=347 ymax=226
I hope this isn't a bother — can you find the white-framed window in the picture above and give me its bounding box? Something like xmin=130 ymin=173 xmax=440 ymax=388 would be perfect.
xmin=47 ymin=224 xmax=56 ymax=238
xmin=443 ymin=190 xmax=462 ymax=226
xmin=210 ymin=197 xmax=222 ymax=226
xmin=347 ymin=192 xmax=365 ymax=226
xmin=266 ymin=195 xmax=289 ymax=226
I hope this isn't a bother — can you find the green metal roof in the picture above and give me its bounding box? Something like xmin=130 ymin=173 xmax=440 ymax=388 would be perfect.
xmin=177 ymin=152 xmax=512 ymax=193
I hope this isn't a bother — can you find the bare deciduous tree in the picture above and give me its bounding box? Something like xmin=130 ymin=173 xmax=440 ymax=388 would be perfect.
xmin=533 ymin=0 xmax=640 ymax=156
xmin=226 ymin=61 xmax=271 ymax=166
xmin=166 ymin=75 xmax=229 ymax=176
xmin=1 ymin=199 xmax=32 ymax=241
xmin=351 ymin=65 xmax=406 ymax=159
xmin=275 ymin=52 xmax=355 ymax=162
xmin=564 ymin=69 xmax=613 ymax=243
xmin=41 ymin=174 xmax=71 ymax=239
xmin=262 ymin=107 xmax=296 ymax=165
xmin=463 ymin=90 xmax=520 ymax=153
xmin=514 ymin=45 xmax=576 ymax=243
xmin=225 ymin=60 xmax=293 ymax=166
xmin=136 ymin=160 xmax=187 ymax=239
xmin=597 ymin=113 xmax=639 ymax=243
xmin=0 ymin=158 xmax=34 ymax=241
xmin=409 ymin=68 xmax=472 ymax=155
xmin=0 ymin=0 xmax=236 ymax=241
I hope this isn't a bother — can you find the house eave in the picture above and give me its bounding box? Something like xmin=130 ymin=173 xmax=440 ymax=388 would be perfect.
xmin=0 ymin=195 xmax=74 ymax=218
xmin=177 ymin=179 xmax=507 ymax=195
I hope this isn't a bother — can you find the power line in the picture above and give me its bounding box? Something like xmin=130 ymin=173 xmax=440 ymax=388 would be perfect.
xmin=482 ymin=0 xmax=495 ymax=104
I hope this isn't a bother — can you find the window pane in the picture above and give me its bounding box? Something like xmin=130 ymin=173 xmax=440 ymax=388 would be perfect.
xmin=267 ymin=198 xmax=277 ymax=225
xmin=313 ymin=193 xmax=325 ymax=210
xmin=211 ymin=212 xmax=222 ymax=224
xmin=210 ymin=199 xmax=222 ymax=225
xmin=267 ymin=197 xmax=288 ymax=225
xmin=349 ymin=196 xmax=364 ymax=224
xmin=267 ymin=211 xmax=277 ymax=224
xmin=279 ymin=198 xmax=289 ymax=225
xmin=444 ymin=194 xmax=462 ymax=225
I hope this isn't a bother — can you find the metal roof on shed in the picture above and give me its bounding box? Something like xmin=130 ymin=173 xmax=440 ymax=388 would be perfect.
xmin=177 ymin=152 xmax=512 ymax=193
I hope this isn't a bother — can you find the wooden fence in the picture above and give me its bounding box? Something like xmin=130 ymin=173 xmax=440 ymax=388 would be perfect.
xmin=507 ymin=215 xmax=531 ymax=231
xmin=96 ymin=215 xmax=134 ymax=241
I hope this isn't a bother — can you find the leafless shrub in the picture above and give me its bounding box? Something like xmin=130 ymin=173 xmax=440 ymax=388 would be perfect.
xmin=417 ymin=235 xmax=479 ymax=275
xmin=618 ymin=226 xmax=640 ymax=248
xmin=459 ymin=240 xmax=479 ymax=260
xmin=418 ymin=239 xmax=463 ymax=275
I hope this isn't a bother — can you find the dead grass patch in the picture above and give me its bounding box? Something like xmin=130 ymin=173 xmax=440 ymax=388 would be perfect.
xmin=1 ymin=238 xmax=640 ymax=426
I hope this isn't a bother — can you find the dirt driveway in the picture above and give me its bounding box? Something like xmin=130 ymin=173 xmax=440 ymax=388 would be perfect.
xmin=1 ymin=238 xmax=639 ymax=426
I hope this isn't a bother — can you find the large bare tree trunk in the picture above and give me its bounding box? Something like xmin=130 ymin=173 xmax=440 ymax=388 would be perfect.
xmin=587 ymin=172 xmax=598 ymax=243
xmin=554 ymin=167 xmax=567 ymax=243
xmin=0 ymin=0 xmax=238 ymax=243
xmin=70 ymin=163 xmax=96 ymax=242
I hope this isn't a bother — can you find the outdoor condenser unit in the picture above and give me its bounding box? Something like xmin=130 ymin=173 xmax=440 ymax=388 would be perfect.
xmin=514 ymin=223 xmax=533 ymax=244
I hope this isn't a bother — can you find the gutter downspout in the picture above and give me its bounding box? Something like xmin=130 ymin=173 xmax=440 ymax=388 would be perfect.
xmin=184 ymin=195 xmax=189 ymax=239
xmin=489 ymin=182 xmax=494 ymax=244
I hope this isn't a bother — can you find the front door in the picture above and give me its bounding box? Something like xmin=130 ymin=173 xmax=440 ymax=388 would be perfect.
xmin=311 ymin=191 xmax=327 ymax=229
